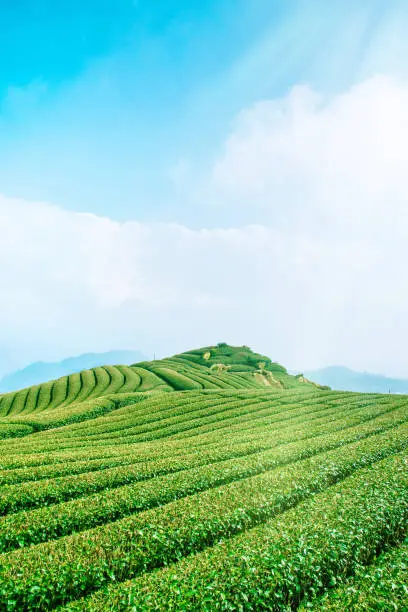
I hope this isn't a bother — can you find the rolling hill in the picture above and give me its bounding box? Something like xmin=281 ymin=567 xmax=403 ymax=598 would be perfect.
xmin=0 ymin=343 xmax=406 ymax=610
xmin=0 ymin=344 xmax=322 ymax=436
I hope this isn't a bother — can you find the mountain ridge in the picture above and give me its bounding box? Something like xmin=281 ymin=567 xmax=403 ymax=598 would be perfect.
xmin=304 ymin=365 xmax=408 ymax=394
xmin=0 ymin=349 xmax=147 ymax=393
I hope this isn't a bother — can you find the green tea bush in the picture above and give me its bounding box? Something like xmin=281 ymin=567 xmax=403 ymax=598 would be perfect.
xmin=65 ymin=452 xmax=408 ymax=611
xmin=0 ymin=346 xmax=406 ymax=610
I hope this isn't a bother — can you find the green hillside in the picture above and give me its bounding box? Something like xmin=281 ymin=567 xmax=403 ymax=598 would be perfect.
xmin=0 ymin=344 xmax=406 ymax=610
xmin=0 ymin=344 xmax=322 ymax=437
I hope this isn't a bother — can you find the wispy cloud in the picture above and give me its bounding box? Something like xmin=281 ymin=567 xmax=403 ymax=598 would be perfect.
xmin=209 ymin=75 xmax=408 ymax=235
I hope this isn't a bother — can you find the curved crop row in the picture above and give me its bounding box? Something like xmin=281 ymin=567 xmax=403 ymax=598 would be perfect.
xmin=0 ymin=391 xmax=318 ymax=453
xmin=0 ymin=392 xmax=275 ymax=453
xmin=305 ymin=540 xmax=408 ymax=610
xmin=0 ymin=365 xmax=167 ymax=419
xmin=65 ymin=452 xmax=408 ymax=611
xmin=47 ymin=392 xmax=374 ymax=447
xmin=0 ymin=419 xmax=406 ymax=554
xmin=43 ymin=392 xmax=275 ymax=441
xmin=0 ymin=410 xmax=368 ymax=512
xmin=0 ymin=434 xmax=406 ymax=609
xmin=169 ymin=395 xmax=403 ymax=442
xmin=0 ymin=424 xmax=34 ymax=439
xmin=1 ymin=393 xmax=405 ymax=483
xmin=0 ymin=393 xmax=403 ymax=460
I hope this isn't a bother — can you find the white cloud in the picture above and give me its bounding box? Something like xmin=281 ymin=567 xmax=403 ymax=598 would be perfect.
xmin=0 ymin=194 xmax=344 ymax=373
xmin=1 ymin=75 xmax=408 ymax=377
xmin=211 ymin=75 xmax=408 ymax=237
xmin=206 ymin=74 xmax=408 ymax=374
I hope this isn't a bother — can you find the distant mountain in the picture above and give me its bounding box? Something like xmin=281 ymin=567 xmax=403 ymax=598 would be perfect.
xmin=0 ymin=350 xmax=147 ymax=393
xmin=303 ymin=365 xmax=408 ymax=394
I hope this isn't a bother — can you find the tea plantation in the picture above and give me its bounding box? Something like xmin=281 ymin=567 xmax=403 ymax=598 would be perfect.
xmin=0 ymin=344 xmax=406 ymax=610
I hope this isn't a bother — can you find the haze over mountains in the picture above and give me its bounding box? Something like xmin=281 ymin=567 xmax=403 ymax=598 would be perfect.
xmin=304 ymin=366 xmax=408 ymax=394
xmin=0 ymin=350 xmax=146 ymax=393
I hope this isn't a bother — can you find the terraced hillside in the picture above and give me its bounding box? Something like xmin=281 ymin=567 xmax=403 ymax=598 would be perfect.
xmin=0 ymin=344 xmax=321 ymax=438
xmin=0 ymin=344 xmax=406 ymax=610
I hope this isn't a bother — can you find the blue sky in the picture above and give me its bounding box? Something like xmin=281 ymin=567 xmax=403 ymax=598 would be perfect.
xmin=2 ymin=0 xmax=408 ymax=376
xmin=0 ymin=0 xmax=402 ymax=225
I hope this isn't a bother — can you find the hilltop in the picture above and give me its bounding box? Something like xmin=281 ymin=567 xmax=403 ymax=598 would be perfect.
xmin=0 ymin=344 xmax=324 ymax=438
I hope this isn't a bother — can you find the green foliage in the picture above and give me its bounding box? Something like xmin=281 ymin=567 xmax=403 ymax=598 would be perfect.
xmin=61 ymin=452 xmax=408 ymax=611
xmin=305 ymin=540 xmax=408 ymax=610
xmin=0 ymin=419 xmax=405 ymax=558
xmin=0 ymin=345 xmax=405 ymax=609
xmin=144 ymin=366 xmax=202 ymax=390
xmin=0 ymin=424 xmax=34 ymax=439
xmin=1 ymin=433 xmax=407 ymax=609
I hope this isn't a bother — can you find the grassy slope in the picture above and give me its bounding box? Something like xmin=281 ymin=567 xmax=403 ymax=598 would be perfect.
xmin=0 ymin=345 xmax=322 ymax=437
xmin=0 ymin=345 xmax=406 ymax=609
